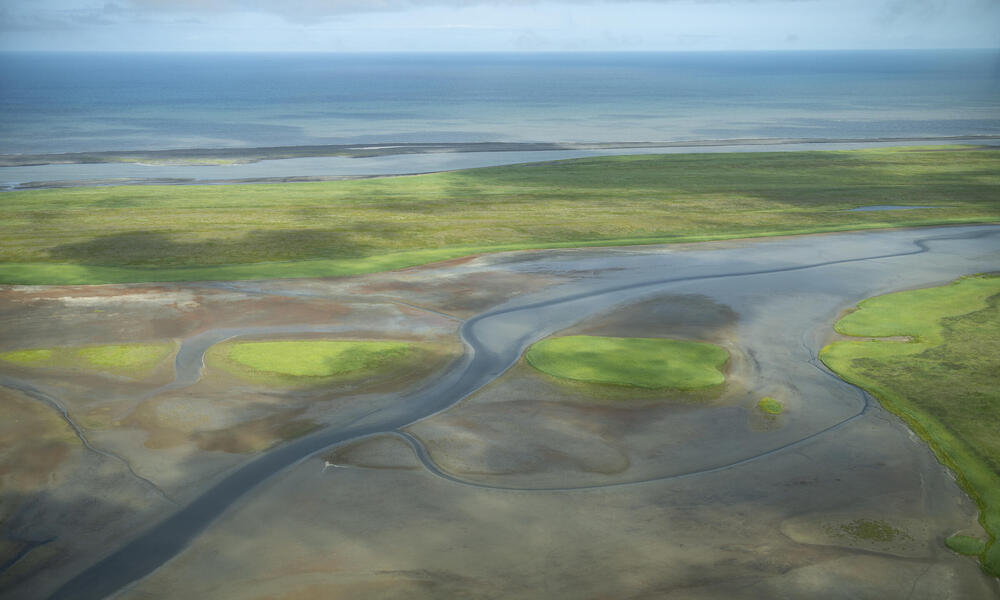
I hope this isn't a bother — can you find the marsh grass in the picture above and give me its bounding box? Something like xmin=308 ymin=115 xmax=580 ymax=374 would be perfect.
xmin=204 ymin=339 xmax=441 ymax=388
xmin=946 ymin=535 xmax=988 ymax=556
xmin=1 ymin=147 xmax=998 ymax=285
xmin=826 ymin=519 xmax=911 ymax=543
xmin=225 ymin=341 xmax=412 ymax=377
xmin=525 ymin=335 xmax=728 ymax=390
xmin=1 ymin=348 xmax=54 ymax=364
xmin=820 ymin=274 xmax=1000 ymax=576
xmin=0 ymin=343 xmax=175 ymax=378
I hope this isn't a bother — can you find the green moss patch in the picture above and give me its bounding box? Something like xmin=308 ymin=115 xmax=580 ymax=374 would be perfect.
xmin=828 ymin=519 xmax=910 ymax=543
xmin=525 ymin=335 xmax=728 ymax=390
xmin=205 ymin=339 xmax=440 ymax=388
xmin=820 ymin=274 xmax=1000 ymax=576
xmin=0 ymin=343 xmax=174 ymax=378
xmin=757 ymin=397 xmax=784 ymax=415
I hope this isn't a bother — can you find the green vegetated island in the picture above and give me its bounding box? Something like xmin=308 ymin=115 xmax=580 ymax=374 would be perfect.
xmin=0 ymin=339 xmax=445 ymax=392
xmin=821 ymin=274 xmax=1000 ymax=576
xmin=0 ymin=343 xmax=175 ymax=378
xmin=205 ymin=340 xmax=441 ymax=387
xmin=1 ymin=146 xmax=998 ymax=285
xmin=526 ymin=335 xmax=728 ymax=390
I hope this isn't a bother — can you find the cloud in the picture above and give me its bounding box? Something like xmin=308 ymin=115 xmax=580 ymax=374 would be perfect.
xmin=104 ymin=0 xmax=820 ymax=23
xmin=0 ymin=0 xmax=850 ymax=32
xmin=2 ymin=0 xmax=996 ymax=51
xmin=0 ymin=1 xmax=139 ymax=32
xmin=876 ymin=0 xmax=943 ymax=25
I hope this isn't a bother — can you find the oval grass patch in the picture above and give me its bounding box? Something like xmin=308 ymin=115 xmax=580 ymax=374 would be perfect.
xmin=206 ymin=339 xmax=436 ymax=387
xmin=525 ymin=335 xmax=728 ymax=390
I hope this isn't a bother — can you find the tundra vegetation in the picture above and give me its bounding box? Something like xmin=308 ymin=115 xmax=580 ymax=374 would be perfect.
xmin=1 ymin=146 xmax=998 ymax=285
xmin=525 ymin=335 xmax=728 ymax=390
xmin=821 ymin=274 xmax=1000 ymax=575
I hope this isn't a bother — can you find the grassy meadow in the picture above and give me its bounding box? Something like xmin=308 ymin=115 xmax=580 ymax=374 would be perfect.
xmin=820 ymin=274 xmax=1000 ymax=576
xmin=1 ymin=146 xmax=998 ymax=285
xmin=525 ymin=335 xmax=729 ymax=390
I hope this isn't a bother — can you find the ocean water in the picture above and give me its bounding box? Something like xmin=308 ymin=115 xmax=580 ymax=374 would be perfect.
xmin=2 ymin=50 xmax=999 ymax=155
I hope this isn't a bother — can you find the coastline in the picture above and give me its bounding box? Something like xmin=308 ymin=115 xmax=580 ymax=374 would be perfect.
xmin=4 ymin=135 xmax=998 ymax=167
xmin=4 ymin=136 xmax=999 ymax=191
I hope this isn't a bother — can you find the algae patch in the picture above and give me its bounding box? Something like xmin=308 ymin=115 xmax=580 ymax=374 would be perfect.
xmin=826 ymin=519 xmax=911 ymax=543
xmin=756 ymin=396 xmax=783 ymax=415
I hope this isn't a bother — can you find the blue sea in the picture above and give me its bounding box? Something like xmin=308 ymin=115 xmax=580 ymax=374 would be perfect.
xmin=1 ymin=50 xmax=998 ymax=185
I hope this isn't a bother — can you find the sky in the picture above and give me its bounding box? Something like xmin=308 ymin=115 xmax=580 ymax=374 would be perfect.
xmin=1 ymin=0 xmax=998 ymax=52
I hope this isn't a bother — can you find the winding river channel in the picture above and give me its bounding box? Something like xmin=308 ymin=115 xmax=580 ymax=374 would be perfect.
xmin=49 ymin=225 xmax=1000 ymax=599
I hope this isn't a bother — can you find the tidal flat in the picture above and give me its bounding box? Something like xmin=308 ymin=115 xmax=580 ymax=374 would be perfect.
xmin=2 ymin=225 xmax=998 ymax=599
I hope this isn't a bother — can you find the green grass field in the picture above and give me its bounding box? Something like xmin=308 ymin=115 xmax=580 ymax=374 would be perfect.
xmin=525 ymin=335 xmax=728 ymax=390
xmin=1 ymin=146 xmax=998 ymax=285
xmin=820 ymin=274 xmax=1000 ymax=576
xmin=205 ymin=340 xmax=435 ymax=387
xmin=0 ymin=343 xmax=175 ymax=378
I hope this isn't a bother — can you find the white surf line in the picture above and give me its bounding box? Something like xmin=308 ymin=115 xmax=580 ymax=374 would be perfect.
xmin=0 ymin=376 xmax=177 ymax=506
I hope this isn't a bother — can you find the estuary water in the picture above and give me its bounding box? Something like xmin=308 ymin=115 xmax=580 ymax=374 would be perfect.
xmin=1 ymin=50 xmax=998 ymax=184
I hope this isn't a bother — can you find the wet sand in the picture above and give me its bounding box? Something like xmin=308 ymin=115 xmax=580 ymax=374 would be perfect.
xmin=2 ymin=225 xmax=999 ymax=598
xmin=4 ymin=137 xmax=998 ymax=190
xmin=7 ymin=136 xmax=998 ymax=167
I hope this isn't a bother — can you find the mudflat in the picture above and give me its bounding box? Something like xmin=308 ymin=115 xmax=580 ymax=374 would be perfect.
xmin=2 ymin=225 xmax=999 ymax=599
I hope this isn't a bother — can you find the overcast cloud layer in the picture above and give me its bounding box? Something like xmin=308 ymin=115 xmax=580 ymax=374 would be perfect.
xmin=2 ymin=0 xmax=998 ymax=51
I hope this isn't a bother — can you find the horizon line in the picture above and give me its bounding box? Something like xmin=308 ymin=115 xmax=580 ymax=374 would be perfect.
xmin=2 ymin=47 xmax=999 ymax=55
